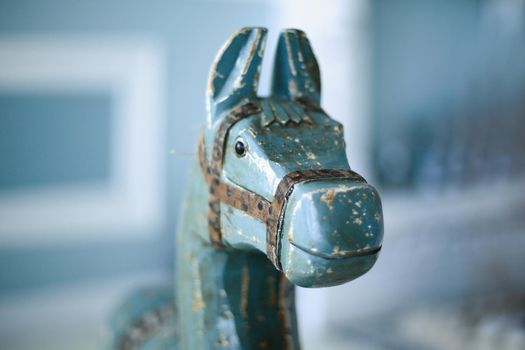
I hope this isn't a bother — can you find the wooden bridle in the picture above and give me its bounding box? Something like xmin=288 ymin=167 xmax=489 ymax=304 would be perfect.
xmin=198 ymin=102 xmax=367 ymax=270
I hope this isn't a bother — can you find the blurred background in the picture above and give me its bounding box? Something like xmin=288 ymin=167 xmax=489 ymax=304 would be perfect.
xmin=1 ymin=0 xmax=524 ymax=349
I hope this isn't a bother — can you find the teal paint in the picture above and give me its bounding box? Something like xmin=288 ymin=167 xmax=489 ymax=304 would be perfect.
xmin=112 ymin=27 xmax=383 ymax=349
xmin=0 ymin=93 xmax=112 ymax=191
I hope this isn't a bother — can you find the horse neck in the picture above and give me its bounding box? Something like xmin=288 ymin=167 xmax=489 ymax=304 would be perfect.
xmin=175 ymin=158 xmax=300 ymax=349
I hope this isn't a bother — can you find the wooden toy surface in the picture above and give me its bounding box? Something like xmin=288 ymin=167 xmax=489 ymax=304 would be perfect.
xmin=112 ymin=27 xmax=384 ymax=350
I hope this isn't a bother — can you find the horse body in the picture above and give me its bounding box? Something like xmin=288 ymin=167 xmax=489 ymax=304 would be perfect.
xmin=175 ymin=154 xmax=299 ymax=349
xmin=112 ymin=27 xmax=383 ymax=350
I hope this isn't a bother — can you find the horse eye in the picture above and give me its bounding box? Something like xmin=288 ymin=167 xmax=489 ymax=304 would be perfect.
xmin=234 ymin=139 xmax=247 ymax=157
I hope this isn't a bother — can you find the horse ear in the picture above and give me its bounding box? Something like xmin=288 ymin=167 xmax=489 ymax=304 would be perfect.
xmin=207 ymin=27 xmax=267 ymax=122
xmin=271 ymin=29 xmax=321 ymax=106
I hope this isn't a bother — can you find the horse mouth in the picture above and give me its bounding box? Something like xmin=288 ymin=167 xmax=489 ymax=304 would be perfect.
xmin=289 ymin=241 xmax=382 ymax=260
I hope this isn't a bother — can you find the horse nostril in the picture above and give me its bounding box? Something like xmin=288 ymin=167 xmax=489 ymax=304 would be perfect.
xmin=234 ymin=139 xmax=247 ymax=157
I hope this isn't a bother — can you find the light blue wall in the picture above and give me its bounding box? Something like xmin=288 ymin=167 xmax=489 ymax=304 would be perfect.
xmin=0 ymin=0 xmax=272 ymax=296
xmin=0 ymin=93 xmax=112 ymax=191
xmin=370 ymin=0 xmax=525 ymax=188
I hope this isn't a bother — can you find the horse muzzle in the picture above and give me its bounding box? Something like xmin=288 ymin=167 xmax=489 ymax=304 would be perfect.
xmin=279 ymin=179 xmax=384 ymax=287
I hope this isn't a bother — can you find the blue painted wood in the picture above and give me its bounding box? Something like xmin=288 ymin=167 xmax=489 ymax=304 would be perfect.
xmin=112 ymin=27 xmax=383 ymax=350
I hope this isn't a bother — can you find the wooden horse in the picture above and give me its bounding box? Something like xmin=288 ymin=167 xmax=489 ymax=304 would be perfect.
xmin=112 ymin=27 xmax=384 ymax=350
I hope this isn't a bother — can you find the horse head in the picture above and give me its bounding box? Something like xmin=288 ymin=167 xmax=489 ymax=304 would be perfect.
xmin=201 ymin=27 xmax=383 ymax=288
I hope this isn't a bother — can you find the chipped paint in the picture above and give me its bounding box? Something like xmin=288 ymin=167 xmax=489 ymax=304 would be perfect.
xmin=192 ymin=290 xmax=206 ymax=312
xmin=114 ymin=27 xmax=382 ymax=350
xmin=240 ymin=264 xmax=250 ymax=319
xmin=215 ymin=333 xmax=230 ymax=347
xmin=267 ymin=276 xmax=276 ymax=307
xmin=306 ymin=151 xmax=316 ymax=160
xmin=320 ymin=189 xmax=336 ymax=210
